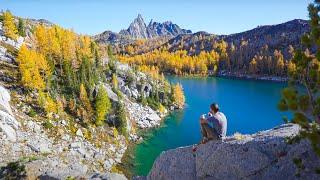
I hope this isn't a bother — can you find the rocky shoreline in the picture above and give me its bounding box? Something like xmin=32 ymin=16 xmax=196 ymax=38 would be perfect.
xmin=216 ymin=71 xmax=288 ymax=82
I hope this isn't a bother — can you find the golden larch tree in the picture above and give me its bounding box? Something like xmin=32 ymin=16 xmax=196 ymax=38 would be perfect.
xmin=3 ymin=10 xmax=18 ymax=40
xmin=172 ymin=83 xmax=185 ymax=109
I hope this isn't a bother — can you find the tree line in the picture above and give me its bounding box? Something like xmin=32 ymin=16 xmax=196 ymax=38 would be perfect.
xmin=117 ymin=39 xmax=294 ymax=77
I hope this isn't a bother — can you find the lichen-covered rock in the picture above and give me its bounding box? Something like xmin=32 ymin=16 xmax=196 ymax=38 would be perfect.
xmin=145 ymin=124 xmax=320 ymax=180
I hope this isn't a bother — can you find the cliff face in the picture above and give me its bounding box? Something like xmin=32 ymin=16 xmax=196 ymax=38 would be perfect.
xmin=141 ymin=124 xmax=320 ymax=180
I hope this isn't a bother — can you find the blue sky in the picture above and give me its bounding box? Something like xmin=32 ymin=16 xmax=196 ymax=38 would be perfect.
xmin=0 ymin=0 xmax=313 ymax=35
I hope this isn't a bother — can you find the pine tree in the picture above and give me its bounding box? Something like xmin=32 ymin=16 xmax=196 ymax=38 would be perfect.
xmin=278 ymin=0 xmax=320 ymax=156
xmin=115 ymin=102 xmax=127 ymax=136
xmin=95 ymin=85 xmax=111 ymax=126
xmin=3 ymin=10 xmax=18 ymax=40
xmin=17 ymin=18 xmax=25 ymax=37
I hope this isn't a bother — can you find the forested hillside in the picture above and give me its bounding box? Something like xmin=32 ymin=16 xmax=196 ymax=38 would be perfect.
xmin=0 ymin=10 xmax=185 ymax=179
xmin=97 ymin=18 xmax=309 ymax=77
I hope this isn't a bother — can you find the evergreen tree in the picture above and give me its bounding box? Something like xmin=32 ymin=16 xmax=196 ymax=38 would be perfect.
xmin=17 ymin=18 xmax=25 ymax=37
xmin=278 ymin=0 xmax=320 ymax=156
xmin=95 ymin=85 xmax=111 ymax=126
xmin=115 ymin=102 xmax=127 ymax=136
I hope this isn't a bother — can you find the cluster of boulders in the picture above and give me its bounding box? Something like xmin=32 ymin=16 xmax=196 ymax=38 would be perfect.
xmin=140 ymin=124 xmax=320 ymax=180
xmin=0 ymin=85 xmax=128 ymax=179
xmin=125 ymin=100 xmax=161 ymax=129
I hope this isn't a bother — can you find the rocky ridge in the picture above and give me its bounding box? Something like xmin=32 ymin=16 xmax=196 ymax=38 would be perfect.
xmin=139 ymin=124 xmax=320 ymax=180
xmin=94 ymin=14 xmax=191 ymax=44
xmin=119 ymin=14 xmax=191 ymax=39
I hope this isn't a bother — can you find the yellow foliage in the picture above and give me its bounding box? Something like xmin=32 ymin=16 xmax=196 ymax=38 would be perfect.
xmin=249 ymin=58 xmax=258 ymax=74
xmin=3 ymin=11 xmax=18 ymax=40
xmin=159 ymin=103 xmax=166 ymax=114
xmin=34 ymin=25 xmax=61 ymax=58
xmin=172 ymin=83 xmax=185 ymax=108
xmin=34 ymin=24 xmax=94 ymax=69
xmin=113 ymin=128 xmax=118 ymax=139
xmin=79 ymin=84 xmax=93 ymax=122
xmin=38 ymin=92 xmax=58 ymax=115
xmin=111 ymin=74 xmax=118 ymax=89
xmin=78 ymin=35 xmax=92 ymax=60
xmin=17 ymin=44 xmax=50 ymax=90
xmin=117 ymin=49 xmax=219 ymax=75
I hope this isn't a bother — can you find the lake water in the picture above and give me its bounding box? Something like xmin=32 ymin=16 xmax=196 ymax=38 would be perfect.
xmin=124 ymin=76 xmax=289 ymax=176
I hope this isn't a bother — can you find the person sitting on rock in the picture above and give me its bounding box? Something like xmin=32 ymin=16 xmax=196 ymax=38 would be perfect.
xmin=199 ymin=103 xmax=227 ymax=143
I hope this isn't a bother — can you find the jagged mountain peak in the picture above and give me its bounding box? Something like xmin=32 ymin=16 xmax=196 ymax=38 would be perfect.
xmin=118 ymin=14 xmax=192 ymax=39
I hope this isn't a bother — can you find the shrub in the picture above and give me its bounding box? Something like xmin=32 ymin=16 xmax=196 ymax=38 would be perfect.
xmin=42 ymin=120 xmax=53 ymax=129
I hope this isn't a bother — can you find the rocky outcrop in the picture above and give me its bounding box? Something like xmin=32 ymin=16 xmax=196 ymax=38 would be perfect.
xmin=110 ymin=61 xmax=165 ymax=129
xmin=125 ymin=99 xmax=161 ymax=129
xmin=144 ymin=124 xmax=320 ymax=180
xmin=0 ymin=85 xmax=19 ymax=142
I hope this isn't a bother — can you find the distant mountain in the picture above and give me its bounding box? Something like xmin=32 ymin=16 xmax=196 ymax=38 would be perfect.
xmin=160 ymin=19 xmax=309 ymax=59
xmin=94 ymin=14 xmax=192 ymax=44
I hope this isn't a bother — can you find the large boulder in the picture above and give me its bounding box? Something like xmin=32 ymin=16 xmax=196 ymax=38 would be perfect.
xmin=0 ymin=85 xmax=13 ymax=115
xmin=0 ymin=85 xmax=19 ymax=142
xmin=145 ymin=124 xmax=320 ymax=180
xmin=102 ymin=84 xmax=119 ymax=102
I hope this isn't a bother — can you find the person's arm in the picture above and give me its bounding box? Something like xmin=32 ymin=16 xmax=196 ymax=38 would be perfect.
xmin=206 ymin=115 xmax=216 ymax=124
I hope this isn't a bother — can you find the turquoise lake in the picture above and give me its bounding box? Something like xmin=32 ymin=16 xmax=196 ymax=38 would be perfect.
xmin=126 ymin=76 xmax=289 ymax=176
